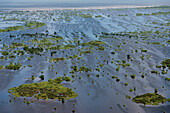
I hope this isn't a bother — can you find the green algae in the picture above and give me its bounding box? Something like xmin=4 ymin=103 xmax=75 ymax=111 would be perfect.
xmin=132 ymin=93 xmax=167 ymax=105
xmin=8 ymin=77 xmax=77 ymax=101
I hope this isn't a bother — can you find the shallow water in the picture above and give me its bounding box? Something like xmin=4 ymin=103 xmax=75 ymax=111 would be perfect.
xmin=0 ymin=7 xmax=170 ymax=113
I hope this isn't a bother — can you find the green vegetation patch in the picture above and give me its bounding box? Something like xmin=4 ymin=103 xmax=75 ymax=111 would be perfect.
xmin=61 ymin=45 xmax=77 ymax=49
xmin=78 ymin=13 xmax=92 ymax=18
xmin=5 ymin=62 xmax=22 ymax=70
xmin=81 ymin=40 xmax=105 ymax=50
xmin=132 ymin=93 xmax=167 ymax=105
xmin=165 ymin=77 xmax=170 ymax=81
xmin=49 ymin=57 xmax=65 ymax=62
xmin=23 ymin=46 xmax=43 ymax=55
xmin=25 ymin=21 xmax=45 ymax=29
xmin=0 ymin=26 xmax=23 ymax=33
xmin=0 ymin=65 xmax=4 ymax=70
xmin=8 ymin=77 xmax=77 ymax=101
xmin=118 ymin=14 xmax=128 ymax=16
xmin=167 ymin=40 xmax=170 ymax=44
xmin=161 ymin=59 xmax=170 ymax=69
xmin=136 ymin=11 xmax=170 ymax=16
xmin=95 ymin=15 xmax=102 ymax=18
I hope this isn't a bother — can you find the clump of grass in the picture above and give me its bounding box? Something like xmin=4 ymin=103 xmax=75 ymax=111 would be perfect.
xmin=39 ymin=75 xmax=44 ymax=80
xmin=95 ymin=15 xmax=102 ymax=18
xmin=31 ymin=75 xmax=35 ymax=80
xmin=62 ymin=76 xmax=71 ymax=82
xmin=127 ymin=54 xmax=131 ymax=59
xmin=78 ymin=13 xmax=92 ymax=18
xmin=0 ymin=65 xmax=4 ymax=70
xmin=1 ymin=51 xmax=9 ymax=55
xmin=130 ymin=74 xmax=136 ymax=79
xmin=151 ymin=70 xmax=159 ymax=74
xmin=116 ymin=67 xmax=120 ymax=71
xmin=25 ymin=21 xmax=45 ymax=29
xmin=126 ymin=95 xmax=131 ymax=99
xmin=161 ymin=59 xmax=170 ymax=69
xmin=26 ymin=101 xmax=31 ymax=105
xmin=5 ymin=62 xmax=22 ymax=70
xmin=8 ymin=77 xmax=77 ymax=101
xmin=0 ymin=26 xmax=23 ymax=32
xmin=23 ymin=46 xmax=43 ymax=55
xmin=49 ymin=57 xmax=65 ymax=62
xmin=124 ymin=82 xmax=128 ymax=86
xmin=165 ymin=77 xmax=170 ymax=81
xmin=111 ymin=51 xmax=115 ymax=54
xmin=141 ymin=49 xmax=147 ymax=52
xmin=132 ymin=93 xmax=167 ymax=105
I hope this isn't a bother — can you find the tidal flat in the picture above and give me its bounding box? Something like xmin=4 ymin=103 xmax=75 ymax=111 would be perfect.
xmin=0 ymin=6 xmax=170 ymax=113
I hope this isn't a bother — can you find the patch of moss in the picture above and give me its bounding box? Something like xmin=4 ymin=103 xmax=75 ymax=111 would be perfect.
xmin=8 ymin=77 xmax=77 ymax=101
xmin=132 ymin=93 xmax=167 ymax=105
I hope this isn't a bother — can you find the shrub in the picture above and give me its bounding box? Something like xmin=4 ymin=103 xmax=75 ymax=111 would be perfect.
xmin=165 ymin=77 xmax=170 ymax=81
xmin=130 ymin=74 xmax=136 ymax=79
xmin=141 ymin=49 xmax=147 ymax=52
xmin=62 ymin=76 xmax=71 ymax=82
xmin=62 ymin=98 xmax=65 ymax=103
xmin=39 ymin=75 xmax=44 ymax=80
xmin=0 ymin=65 xmax=3 ymax=70
xmin=26 ymin=101 xmax=31 ymax=105
xmin=124 ymin=82 xmax=128 ymax=86
xmin=31 ymin=75 xmax=35 ymax=80
xmin=127 ymin=54 xmax=131 ymax=59
xmin=132 ymin=93 xmax=166 ymax=105
xmin=1 ymin=51 xmax=9 ymax=55
xmin=111 ymin=51 xmax=115 ymax=54
xmin=5 ymin=62 xmax=22 ymax=70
